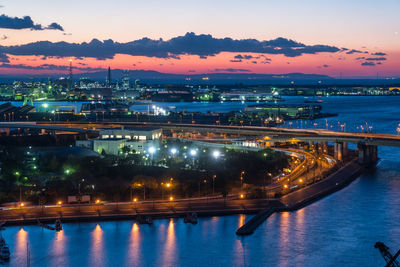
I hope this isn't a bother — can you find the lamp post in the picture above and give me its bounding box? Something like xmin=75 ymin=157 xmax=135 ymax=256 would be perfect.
xmin=190 ymin=149 xmax=197 ymax=167
xmin=212 ymin=175 xmax=216 ymax=195
xmin=170 ymin=148 xmax=177 ymax=157
xmin=240 ymin=170 xmax=245 ymax=190
xmin=148 ymin=146 xmax=156 ymax=165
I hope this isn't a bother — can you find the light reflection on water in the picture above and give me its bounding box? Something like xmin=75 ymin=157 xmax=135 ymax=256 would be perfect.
xmin=126 ymin=223 xmax=141 ymax=265
xmin=51 ymin=230 xmax=67 ymax=266
xmin=160 ymin=219 xmax=176 ymax=267
xmin=89 ymin=224 xmax=104 ymax=267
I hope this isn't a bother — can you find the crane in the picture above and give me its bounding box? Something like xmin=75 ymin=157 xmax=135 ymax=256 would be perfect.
xmin=375 ymin=242 xmax=400 ymax=267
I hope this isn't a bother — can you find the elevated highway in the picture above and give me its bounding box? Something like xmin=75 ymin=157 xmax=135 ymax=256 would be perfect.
xmin=0 ymin=122 xmax=98 ymax=134
xmin=35 ymin=121 xmax=400 ymax=147
xmin=1 ymin=121 xmax=399 ymax=164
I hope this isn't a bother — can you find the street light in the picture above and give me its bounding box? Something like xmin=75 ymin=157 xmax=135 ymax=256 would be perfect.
xmin=148 ymin=146 xmax=156 ymax=154
xmin=148 ymin=146 xmax=156 ymax=163
xmin=57 ymin=201 xmax=62 ymax=205
xmin=169 ymin=196 xmax=174 ymax=201
xmin=240 ymin=170 xmax=245 ymax=189
xmin=170 ymin=148 xmax=178 ymax=156
xmin=212 ymin=150 xmax=220 ymax=159
xmin=190 ymin=149 xmax=197 ymax=166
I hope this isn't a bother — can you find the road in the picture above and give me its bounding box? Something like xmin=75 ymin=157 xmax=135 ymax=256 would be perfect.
xmin=266 ymin=147 xmax=336 ymax=194
xmin=37 ymin=121 xmax=400 ymax=147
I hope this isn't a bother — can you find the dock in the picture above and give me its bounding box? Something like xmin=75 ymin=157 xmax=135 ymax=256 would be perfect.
xmin=236 ymin=205 xmax=281 ymax=235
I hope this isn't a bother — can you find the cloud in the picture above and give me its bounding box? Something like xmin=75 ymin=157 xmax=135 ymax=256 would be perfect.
xmin=0 ymin=52 xmax=9 ymax=63
xmin=361 ymin=62 xmax=375 ymax=66
xmin=251 ymin=61 xmax=257 ymax=64
xmin=346 ymin=49 xmax=364 ymax=54
xmin=355 ymin=57 xmax=365 ymax=60
xmin=230 ymin=59 xmax=242 ymax=63
xmin=371 ymin=52 xmax=386 ymax=56
xmin=234 ymin=54 xmax=254 ymax=60
xmin=365 ymin=57 xmax=386 ymax=61
xmin=0 ymin=63 xmax=103 ymax=71
xmin=0 ymin=32 xmax=342 ymax=60
xmin=234 ymin=54 xmax=272 ymax=61
xmin=0 ymin=14 xmax=64 ymax=31
xmin=1 ymin=35 xmax=7 ymax=40
xmin=214 ymin=68 xmax=251 ymax=72
xmin=47 ymin=22 xmax=64 ymax=31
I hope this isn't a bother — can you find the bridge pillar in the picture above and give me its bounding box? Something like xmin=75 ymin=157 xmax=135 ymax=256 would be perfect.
xmin=342 ymin=142 xmax=348 ymax=158
xmin=334 ymin=142 xmax=343 ymax=161
xmin=357 ymin=143 xmax=378 ymax=166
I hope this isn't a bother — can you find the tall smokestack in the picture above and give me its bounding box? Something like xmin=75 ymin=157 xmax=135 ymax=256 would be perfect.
xmin=107 ymin=66 xmax=111 ymax=86
xmin=69 ymin=59 xmax=73 ymax=90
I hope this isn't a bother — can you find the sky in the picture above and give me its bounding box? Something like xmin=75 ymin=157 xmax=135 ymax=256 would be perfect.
xmin=0 ymin=0 xmax=399 ymax=78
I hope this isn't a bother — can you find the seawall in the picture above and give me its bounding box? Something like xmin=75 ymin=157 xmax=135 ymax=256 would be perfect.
xmin=236 ymin=159 xmax=363 ymax=235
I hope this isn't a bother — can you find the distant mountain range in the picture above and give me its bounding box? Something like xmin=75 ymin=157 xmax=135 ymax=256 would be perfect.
xmin=0 ymin=69 xmax=399 ymax=86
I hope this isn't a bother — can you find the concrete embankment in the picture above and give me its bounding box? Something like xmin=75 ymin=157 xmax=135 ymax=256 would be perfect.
xmin=0 ymin=198 xmax=274 ymax=226
xmin=236 ymin=160 xmax=363 ymax=235
xmin=1 ymin=161 xmax=363 ymax=230
xmin=280 ymin=160 xmax=363 ymax=210
xmin=236 ymin=202 xmax=284 ymax=235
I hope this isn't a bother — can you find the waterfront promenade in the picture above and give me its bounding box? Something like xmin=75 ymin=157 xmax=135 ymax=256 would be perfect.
xmin=0 ymin=159 xmax=363 ymax=234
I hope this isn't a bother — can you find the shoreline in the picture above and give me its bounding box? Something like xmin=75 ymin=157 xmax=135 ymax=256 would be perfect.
xmin=1 ymin=159 xmax=364 ymax=228
xmin=236 ymin=159 xmax=363 ymax=235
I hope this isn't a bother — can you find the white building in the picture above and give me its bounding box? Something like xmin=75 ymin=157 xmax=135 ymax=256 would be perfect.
xmin=76 ymin=127 xmax=162 ymax=155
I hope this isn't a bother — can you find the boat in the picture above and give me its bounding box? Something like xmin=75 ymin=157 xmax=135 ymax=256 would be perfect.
xmin=304 ymin=98 xmax=323 ymax=103
xmin=136 ymin=215 xmax=153 ymax=225
xmin=184 ymin=212 xmax=198 ymax=224
xmin=80 ymin=101 xmax=132 ymax=114
xmin=55 ymin=219 xmax=62 ymax=231
xmin=0 ymin=245 xmax=10 ymax=261
xmin=0 ymin=236 xmax=10 ymax=261
xmin=145 ymin=216 xmax=153 ymax=225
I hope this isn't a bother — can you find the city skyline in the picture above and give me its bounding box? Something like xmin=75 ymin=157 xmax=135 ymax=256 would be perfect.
xmin=0 ymin=0 xmax=399 ymax=77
